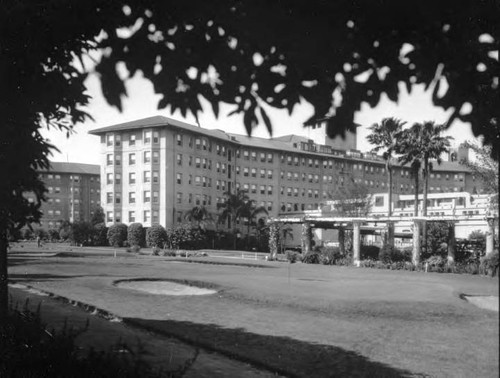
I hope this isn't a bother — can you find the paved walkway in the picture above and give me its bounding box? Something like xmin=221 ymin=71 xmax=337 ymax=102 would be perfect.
xmin=8 ymin=284 xmax=279 ymax=378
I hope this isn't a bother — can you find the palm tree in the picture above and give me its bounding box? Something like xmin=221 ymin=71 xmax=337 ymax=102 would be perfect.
xmin=397 ymin=121 xmax=453 ymax=254
xmin=399 ymin=121 xmax=453 ymax=217
xmin=217 ymin=189 xmax=249 ymax=249
xmin=184 ymin=205 xmax=214 ymax=230
xmin=366 ymin=118 xmax=406 ymax=217
xmin=239 ymin=200 xmax=268 ymax=237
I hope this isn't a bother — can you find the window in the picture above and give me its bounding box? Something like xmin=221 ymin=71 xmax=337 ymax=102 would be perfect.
xmin=115 ymin=134 xmax=121 ymax=146
xmin=115 ymin=173 xmax=121 ymax=184
xmin=129 ymin=134 xmax=136 ymax=146
xmin=144 ymin=151 xmax=151 ymax=163
xmin=129 ymin=211 xmax=135 ymax=222
xmin=177 ymin=153 xmax=182 ymax=166
xmin=129 ymin=192 xmax=136 ymax=204
xmin=195 ymin=194 xmax=201 ymax=205
xmin=143 ymin=210 xmax=151 ymax=223
xmin=287 ymin=187 xmax=292 ymax=196
xmin=153 ymin=171 xmax=159 ymax=183
xmin=107 ymin=212 xmax=113 ymax=222
xmin=115 ymin=155 xmax=121 ymax=166
xmin=129 ymin=172 xmax=136 ymax=184
xmin=268 ymin=170 xmax=273 ymax=179
xmin=176 ymin=133 xmax=182 ymax=146
xmin=243 ymin=167 xmax=249 ymax=177
xmin=153 ymin=131 xmax=159 ymax=144
xmin=153 ymin=210 xmax=159 ymax=223
xmin=243 ymin=150 xmax=249 ymax=160
xmin=195 ymin=157 xmax=201 ymax=168
xmin=260 ymin=185 xmax=266 ymax=194
xmin=202 ymin=139 xmax=207 ymax=150
xmin=106 ymin=192 xmax=113 ymax=204
xmin=129 ymin=153 xmax=136 ymax=165
xmin=115 ymin=193 xmax=121 ymax=204
xmin=267 ymin=153 xmax=273 ymax=163
xmin=267 ymin=201 xmax=273 ymax=211
xmin=144 ymin=191 xmax=151 ymax=202
xmin=268 ymin=185 xmax=273 ymax=195
xmin=153 ymin=151 xmax=160 ymax=164
xmin=107 ymin=135 xmax=113 ymax=146
xmin=195 ymin=138 xmax=201 ymax=149
xmin=251 ymin=168 xmax=257 ymax=177
xmin=143 ymin=171 xmax=151 ymax=183
xmin=107 ymin=173 xmax=113 ymax=185
xmin=260 ymin=152 xmax=266 ymax=162
xmin=195 ymin=176 xmax=201 ymax=185
xmin=188 ymin=193 xmax=193 ymax=204
xmin=55 ymin=174 xmax=61 ymax=180
xmin=153 ymin=191 xmax=159 ymax=203
xmin=251 ymin=151 xmax=257 ymax=161
xmin=251 ymin=184 xmax=257 ymax=193
xmin=106 ymin=154 xmax=113 ymax=166
xmin=176 ymin=192 xmax=182 ymax=204
xmin=176 ymin=173 xmax=182 ymax=185
xmin=144 ymin=131 xmax=151 ymax=144
xmin=260 ymin=169 xmax=266 ymax=178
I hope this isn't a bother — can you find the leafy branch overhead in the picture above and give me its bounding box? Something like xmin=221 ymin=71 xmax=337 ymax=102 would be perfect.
xmin=90 ymin=0 xmax=499 ymax=150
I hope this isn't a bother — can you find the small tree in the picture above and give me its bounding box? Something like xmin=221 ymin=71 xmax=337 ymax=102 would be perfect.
xmin=146 ymin=225 xmax=168 ymax=248
xmin=33 ymin=228 xmax=47 ymax=240
xmin=107 ymin=223 xmax=128 ymax=248
xmin=90 ymin=205 xmax=105 ymax=226
xmin=71 ymin=221 xmax=93 ymax=246
xmin=92 ymin=223 xmax=108 ymax=246
xmin=58 ymin=220 xmax=72 ymax=241
xmin=328 ymin=179 xmax=372 ymax=217
xmin=47 ymin=229 xmax=60 ymax=242
xmin=424 ymin=221 xmax=449 ymax=260
xmin=127 ymin=223 xmax=145 ymax=247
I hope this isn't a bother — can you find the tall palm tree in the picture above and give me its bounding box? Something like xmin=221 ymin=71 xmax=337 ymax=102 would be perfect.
xmin=397 ymin=128 xmax=422 ymax=217
xmin=398 ymin=121 xmax=453 ymax=254
xmin=366 ymin=118 xmax=406 ymax=217
xmin=399 ymin=121 xmax=453 ymax=217
xmin=239 ymin=200 xmax=269 ymax=237
xmin=184 ymin=205 xmax=214 ymax=230
xmin=217 ymin=189 xmax=249 ymax=249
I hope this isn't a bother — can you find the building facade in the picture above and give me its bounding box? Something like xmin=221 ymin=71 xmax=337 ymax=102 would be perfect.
xmin=27 ymin=162 xmax=101 ymax=229
xmin=90 ymin=116 xmax=480 ymax=232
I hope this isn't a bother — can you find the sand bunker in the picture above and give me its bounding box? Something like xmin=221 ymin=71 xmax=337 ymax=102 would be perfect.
xmin=116 ymin=280 xmax=217 ymax=296
xmin=463 ymin=295 xmax=499 ymax=312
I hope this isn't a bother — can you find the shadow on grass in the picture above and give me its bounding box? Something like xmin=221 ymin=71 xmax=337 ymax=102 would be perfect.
xmin=125 ymin=318 xmax=426 ymax=378
xmin=9 ymin=273 xmax=88 ymax=281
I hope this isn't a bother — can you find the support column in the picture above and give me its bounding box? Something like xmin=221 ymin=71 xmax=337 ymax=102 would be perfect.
xmin=412 ymin=220 xmax=422 ymax=266
xmin=338 ymin=226 xmax=345 ymax=255
xmin=447 ymin=221 xmax=456 ymax=265
xmin=301 ymin=222 xmax=312 ymax=255
xmin=386 ymin=221 xmax=395 ymax=249
xmin=353 ymin=221 xmax=361 ymax=266
xmin=485 ymin=217 xmax=495 ymax=256
xmin=268 ymin=222 xmax=279 ymax=261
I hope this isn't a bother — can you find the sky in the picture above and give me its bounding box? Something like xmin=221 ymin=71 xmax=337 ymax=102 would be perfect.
xmin=41 ymin=70 xmax=479 ymax=166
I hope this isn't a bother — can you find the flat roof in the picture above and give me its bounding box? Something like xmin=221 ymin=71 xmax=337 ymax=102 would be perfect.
xmin=39 ymin=162 xmax=100 ymax=175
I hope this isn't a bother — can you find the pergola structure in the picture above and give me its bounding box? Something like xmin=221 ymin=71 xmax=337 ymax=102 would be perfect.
xmin=268 ymin=214 xmax=498 ymax=264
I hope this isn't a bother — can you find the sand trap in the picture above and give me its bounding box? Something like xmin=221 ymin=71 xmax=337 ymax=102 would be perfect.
xmin=463 ymin=295 xmax=499 ymax=312
xmin=116 ymin=280 xmax=217 ymax=296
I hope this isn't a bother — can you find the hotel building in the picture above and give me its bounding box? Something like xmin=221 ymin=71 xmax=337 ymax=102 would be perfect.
xmin=90 ymin=116 xmax=479 ymax=233
xmin=27 ymin=162 xmax=101 ymax=229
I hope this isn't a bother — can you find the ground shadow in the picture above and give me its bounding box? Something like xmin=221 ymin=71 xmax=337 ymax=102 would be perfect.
xmin=125 ymin=318 xmax=427 ymax=377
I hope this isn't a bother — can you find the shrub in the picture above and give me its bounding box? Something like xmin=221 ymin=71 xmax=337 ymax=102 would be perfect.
xmin=47 ymin=229 xmax=60 ymax=242
xmin=107 ymin=223 xmax=128 ymax=247
xmin=481 ymin=251 xmax=499 ymax=277
xmin=33 ymin=227 xmax=47 ymax=240
xmin=361 ymin=245 xmax=380 ymax=260
xmin=318 ymin=247 xmax=342 ymax=265
xmin=71 ymin=221 xmax=93 ymax=246
xmin=424 ymin=221 xmax=449 ymax=259
xmin=92 ymin=223 xmax=108 ymax=246
xmin=146 ymin=224 xmax=167 ymax=248
xmin=127 ymin=223 xmax=145 ymax=247
xmin=379 ymin=245 xmax=412 ymax=263
xmin=285 ymin=250 xmax=299 ymax=263
xmin=301 ymin=251 xmax=320 ymax=264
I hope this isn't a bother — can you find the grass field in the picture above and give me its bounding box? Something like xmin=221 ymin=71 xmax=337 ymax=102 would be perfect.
xmin=8 ymin=243 xmax=499 ymax=377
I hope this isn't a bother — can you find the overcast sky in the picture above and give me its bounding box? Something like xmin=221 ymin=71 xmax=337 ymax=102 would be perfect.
xmin=41 ymin=69 xmax=478 ymax=166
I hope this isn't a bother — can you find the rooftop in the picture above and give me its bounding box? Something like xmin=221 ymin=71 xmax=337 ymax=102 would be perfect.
xmin=39 ymin=162 xmax=100 ymax=175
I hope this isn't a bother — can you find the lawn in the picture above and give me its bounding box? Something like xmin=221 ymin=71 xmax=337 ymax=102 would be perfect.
xmin=7 ymin=244 xmax=499 ymax=377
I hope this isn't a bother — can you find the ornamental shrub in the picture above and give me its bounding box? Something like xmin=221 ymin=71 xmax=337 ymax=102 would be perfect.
xmin=127 ymin=223 xmax=145 ymax=247
xmin=285 ymin=250 xmax=299 ymax=263
xmin=361 ymin=245 xmax=380 ymax=260
xmin=146 ymin=224 xmax=167 ymax=248
xmin=301 ymin=250 xmax=321 ymax=264
xmin=107 ymin=223 xmax=128 ymax=247
xmin=480 ymin=251 xmax=499 ymax=277
xmin=92 ymin=223 xmax=108 ymax=246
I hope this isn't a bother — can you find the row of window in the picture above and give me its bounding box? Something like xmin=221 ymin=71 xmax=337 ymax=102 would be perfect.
xmin=280 ymin=202 xmax=321 ymax=212
xmin=106 ymin=151 xmax=161 ymax=166
xmin=107 ymin=191 xmax=159 ymax=204
xmin=176 ymin=154 xmax=230 ymax=174
xmin=430 ymin=173 xmax=465 ymax=181
xmin=106 ymin=131 xmax=160 ymax=147
xmin=107 ymin=171 xmax=159 ymax=185
xmin=107 ymin=210 xmax=159 ymax=224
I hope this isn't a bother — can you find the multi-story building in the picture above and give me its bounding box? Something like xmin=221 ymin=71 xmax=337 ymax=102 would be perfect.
xmin=27 ymin=162 xmax=101 ymax=229
xmin=90 ymin=116 xmax=479 ymax=233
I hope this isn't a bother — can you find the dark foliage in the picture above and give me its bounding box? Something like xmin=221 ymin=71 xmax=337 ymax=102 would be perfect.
xmin=146 ymin=225 xmax=168 ymax=248
xmin=360 ymin=245 xmax=380 ymax=260
xmin=90 ymin=206 xmax=105 ymax=226
xmin=92 ymin=223 xmax=109 ymax=247
xmin=71 ymin=221 xmax=93 ymax=246
xmin=127 ymin=223 xmax=145 ymax=248
xmin=107 ymin=223 xmax=128 ymax=248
